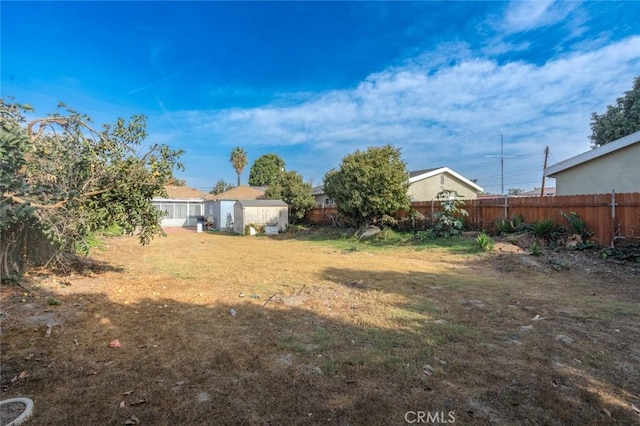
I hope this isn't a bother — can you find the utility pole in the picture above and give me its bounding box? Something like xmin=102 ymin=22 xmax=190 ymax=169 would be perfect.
xmin=500 ymin=134 xmax=504 ymax=195
xmin=540 ymin=146 xmax=549 ymax=197
xmin=486 ymin=134 xmax=513 ymax=196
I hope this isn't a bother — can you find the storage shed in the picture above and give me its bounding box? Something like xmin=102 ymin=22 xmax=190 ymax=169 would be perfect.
xmin=203 ymin=186 xmax=267 ymax=231
xmin=233 ymin=200 xmax=288 ymax=234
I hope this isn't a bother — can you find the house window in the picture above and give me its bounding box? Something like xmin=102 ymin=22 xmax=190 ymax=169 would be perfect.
xmin=440 ymin=175 xmax=445 ymax=185
xmin=155 ymin=203 xmax=173 ymax=219
xmin=188 ymin=203 xmax=201 ymax=217
xmin=174 ymin=204 xmax=188 ymax=219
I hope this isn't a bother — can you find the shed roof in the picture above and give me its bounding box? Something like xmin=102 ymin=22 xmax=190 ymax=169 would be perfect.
xmin=207 ymin=185 xmax=265 ymax=201
xmin=545 ymin=130 xmax=640 ymax=177
xmin=235 ymin=199 xmax=287 ymax=207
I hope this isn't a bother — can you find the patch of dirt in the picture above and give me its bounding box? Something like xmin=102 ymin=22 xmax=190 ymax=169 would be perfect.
xmin=1 ymin=230 xmax=639 ymax=424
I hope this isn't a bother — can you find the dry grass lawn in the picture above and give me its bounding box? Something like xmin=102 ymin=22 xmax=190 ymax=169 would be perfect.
xmin=1 ymin=228 xmax=639 ymax=425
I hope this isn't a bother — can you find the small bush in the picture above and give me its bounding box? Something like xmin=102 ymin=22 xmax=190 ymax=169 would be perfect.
xmin=495 ymin=214 xmax=526 ymax=235
xmin=46 ymin=297 xmax=62 ymax=306
xmin=475 ymin=233 xmax=495 ymax=251
xmin=414 ymin=229 xmax=435 ymax=243
xmin=495 ymin=219 xmax=511 ymax=235
xmin=561 ymin=211 xmax=593 ymax=240
xmin=529 ymin=241 xmax=542 ymax=256
xmin=531 ymin=218 xmax=555 ymax=240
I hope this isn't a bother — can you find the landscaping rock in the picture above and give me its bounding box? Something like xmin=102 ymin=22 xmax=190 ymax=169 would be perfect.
xmin=492 ymin=242 xmax=524 ymax=253
xmin=356 ymin=225 xmax=381 ymax=241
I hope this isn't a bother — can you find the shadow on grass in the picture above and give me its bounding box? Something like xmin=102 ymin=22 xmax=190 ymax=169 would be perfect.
xmin=273 ymin=228 xmax=481 ymax=255
xmin=2 ymin=269 xmax=637 ymax=425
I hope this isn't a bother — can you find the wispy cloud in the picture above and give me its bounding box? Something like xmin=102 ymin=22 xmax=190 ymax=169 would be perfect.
xmin=156 ymin=35 xmax=640 ymax=191
xmin=500 ymin=0 xmax=576 ymax=34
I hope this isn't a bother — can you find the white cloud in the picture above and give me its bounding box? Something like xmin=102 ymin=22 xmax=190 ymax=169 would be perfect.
xmin=501 ymin=0 xmax=576 ymax=34
xmin=158 ymin=35 xmax=640 ymax=192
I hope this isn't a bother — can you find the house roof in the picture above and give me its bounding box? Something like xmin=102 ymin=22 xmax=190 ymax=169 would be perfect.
xmin=408 ymin=167 xmax=484 ymax=193
xmin=408 ymin=168 xmax=440 ymax=178
xmin=235 ymin=199 xmax=287 ymax=207
xmin=207 ymin=185 xmax=265 ymax=201
xmin=311 ymin=167 xmax=483 ymax=194
xmin=520 ymin=187 xmax=556 ymax=196
xmin=161 ymin=185 xmax=205 ymax=200
xmin=545 ymin=130 xmax=640 ymax=177
xmin=311 ymin=185 xmax=325 ymax=195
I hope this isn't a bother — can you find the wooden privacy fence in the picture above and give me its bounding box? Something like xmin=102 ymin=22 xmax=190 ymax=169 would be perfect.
xmin=306 ymin=192 xmax=640 ymax=247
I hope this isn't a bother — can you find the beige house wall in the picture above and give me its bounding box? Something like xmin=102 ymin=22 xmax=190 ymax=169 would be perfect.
xmin=408 ymin=174 xmax=479 ymax=201
xmin=553 ymin=144 xmax=640 ymax=195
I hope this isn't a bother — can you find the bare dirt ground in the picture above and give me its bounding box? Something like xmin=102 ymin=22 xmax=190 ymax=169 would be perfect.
xmin=1 ymin=228 xmax=639 ymax=425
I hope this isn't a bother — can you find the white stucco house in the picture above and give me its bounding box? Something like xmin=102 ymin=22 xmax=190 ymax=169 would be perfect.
xmin=544 ymin=131 xmax=640 ymax=195
xmin=312 ymin=167 xmax=483 ymax=206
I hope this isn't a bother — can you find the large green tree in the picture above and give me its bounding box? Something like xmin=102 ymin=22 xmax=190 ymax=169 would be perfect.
xmin=229 ymin=147 xmax=247 ymax=186
xmin=323 ymin=145 xmax=410 ymax=227
xmin=0 ymin=99 xmax=183 ymax=276
xmin=209 ymin=179 xmax=234 ymax=195
xmin=248 ymin=153 xmax=285 ymax=186
xmin=590 ymin=76 xmax=640 ymax=147
xmin=264 ymin=171 xmax=315 ymax=223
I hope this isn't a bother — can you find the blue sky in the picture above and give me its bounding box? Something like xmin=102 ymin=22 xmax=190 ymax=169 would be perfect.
xmin=2 ymin=1 xmax=639 ymax=194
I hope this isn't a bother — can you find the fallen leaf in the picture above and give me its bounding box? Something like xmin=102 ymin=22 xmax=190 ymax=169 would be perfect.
xmin=119 ymin=400 xmax=126 ymax=408
xmin=602 ymin=407 xmax=611 ymax=417
xmin=123 ymin=389 xmax=134 ymax=396
xmin=130 ymin=399 xmax=146 ymax=406
xmin=109 ymin=339 xmax=122 ymax=348
xmin=18 ymin=371 xmax=28 ymax=379
xmin=632 ymin=404 xmax=640 ymax=414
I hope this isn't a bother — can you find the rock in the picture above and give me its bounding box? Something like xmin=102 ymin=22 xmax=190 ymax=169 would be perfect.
xmin=422 ymin=364 xmax=434 ymax=376
xmin=555 ymin=334 xmax=573 ymax=344
xmin=356 ymin=225 xmax=381 ymax=241
xmin=565 ymin=234 xmax=583 ymax=249
xmin=492 ymin=242 xmax=524 ymax=253
xmin=197 ymin=392 xmax=210 ymax=402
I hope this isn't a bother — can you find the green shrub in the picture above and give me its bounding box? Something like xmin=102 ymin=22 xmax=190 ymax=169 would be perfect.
xmin=475 ymin=233 xmax=495 ymax=251
xmin=414 ymin=229 xmax=435 ymax=242
xmin=561 ymin=211 xmax=593 ymax=239
xmin=495 ymin=214 xmax=525 ymax=235
xmin=433 ymin=189 xmax=468 ymax=238
xmin=531 ymin=218 xmax=555 ymax=240
xmin=529 ymin=241 xmax=542 ymax=256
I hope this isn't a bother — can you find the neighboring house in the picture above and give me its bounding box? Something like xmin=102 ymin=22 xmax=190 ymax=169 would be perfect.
xmin=544 ymin=131 xmax=640 ymax=195
xmin=233 ymin=200 xmax=288 ymax=234
xmin=203 ymin=185 xmax=266 ymax=231
xmin=519 ymin=187 xmax=556 ymax=197
xmin=151 ymin=186 xmax=206 ymax=227
xmin=312 ymin=185 xmax=334 ymax=207
xmin=207 ymin=185 xmax=266 ymax=201
xmin=311 ymin=167 xmax=482 ymax=205
xmin=408 ymin=167 xmax=483 ymax=201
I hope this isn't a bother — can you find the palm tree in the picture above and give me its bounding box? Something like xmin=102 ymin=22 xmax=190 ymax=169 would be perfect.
xmin=229 ymin=147 xmax=248 ymax=187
